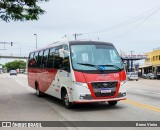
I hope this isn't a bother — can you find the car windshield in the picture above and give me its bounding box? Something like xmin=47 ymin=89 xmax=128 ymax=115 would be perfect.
xmin=131 ymin=73 xmax=137 ymax=76
xmin=10 ymin=70 xmax=16 ymax=73
xmin=70 ymin=43 xmax=124 ymax=71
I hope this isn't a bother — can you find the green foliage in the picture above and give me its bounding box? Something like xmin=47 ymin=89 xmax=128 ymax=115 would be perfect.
xmin=4 ymin=60 xmax=26 ymax=71
xmin=0 ymin=0 xmax=49 ymax=22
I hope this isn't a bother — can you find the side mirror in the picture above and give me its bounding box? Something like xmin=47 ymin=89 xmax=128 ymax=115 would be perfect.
xmin=59 ymin=49 xmax=69 ymax=58
xmin=59 ymin=49 xmax=65 ymax=58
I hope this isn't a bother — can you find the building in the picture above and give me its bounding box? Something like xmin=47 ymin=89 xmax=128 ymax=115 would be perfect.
xmin=140 ymin=47 xmax=160 ymax=79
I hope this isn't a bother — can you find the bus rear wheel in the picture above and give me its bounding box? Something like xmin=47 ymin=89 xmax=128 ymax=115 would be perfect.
xmin=62 ymin=90 xmax=72 ymax=109
xmin=108 ymin=101 xmax=117 ymax=106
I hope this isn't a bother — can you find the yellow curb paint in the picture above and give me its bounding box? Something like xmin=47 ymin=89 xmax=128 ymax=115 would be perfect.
xmin=122 ymin=100 xmax=160 ymax=113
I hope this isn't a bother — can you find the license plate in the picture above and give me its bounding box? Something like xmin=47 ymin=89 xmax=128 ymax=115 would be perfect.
xmin=101 ymin=89 xmax=111 ymax=93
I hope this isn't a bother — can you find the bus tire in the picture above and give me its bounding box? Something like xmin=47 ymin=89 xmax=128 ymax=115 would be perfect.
xmin=62 ymin=89 xmax=72 ymax=109
xmin=108 ymin=101 xmax=117 ymax=106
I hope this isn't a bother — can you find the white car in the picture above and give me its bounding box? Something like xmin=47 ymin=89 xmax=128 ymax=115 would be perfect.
xmin=127 ymin=72 xmax=138 ymax=81
xmin=10 ymin=70 xmax=17 ymax=76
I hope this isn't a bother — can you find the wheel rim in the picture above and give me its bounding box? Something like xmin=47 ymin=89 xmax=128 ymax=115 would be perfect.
xmin=64 ymin=93 xmax=69 ymax=106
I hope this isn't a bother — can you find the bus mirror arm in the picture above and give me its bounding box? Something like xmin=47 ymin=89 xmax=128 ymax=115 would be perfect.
xmin=121 ymin=57 xmax=124 ymax=61
xmin=121 ymin=57 xmax=127 ymax=64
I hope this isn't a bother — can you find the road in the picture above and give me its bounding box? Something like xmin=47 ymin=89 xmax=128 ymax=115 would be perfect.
xmin=0 ymin=73 xmax=160 ymax=130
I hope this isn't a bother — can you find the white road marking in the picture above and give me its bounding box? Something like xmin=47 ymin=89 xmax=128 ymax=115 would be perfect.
xmin=129 ymin=88 xmax=160 ymax=95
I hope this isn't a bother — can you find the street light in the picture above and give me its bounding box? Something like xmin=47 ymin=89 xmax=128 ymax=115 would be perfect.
xmin=34 ymin=34 xmax=37 ymax=49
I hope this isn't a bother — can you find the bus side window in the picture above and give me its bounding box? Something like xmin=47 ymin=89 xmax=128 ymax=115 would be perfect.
xmin=60 ymin=44 xmax=70 ymax=72
xmin=33 ymin=52 xmax=38 ymax=68
xmin=63 ymin=44 xmax=69 ymax=57
xmin=28 ymin=52 xmax=36 ymax=68
xmin=37 ymin=50 xmax=44 ymax=68
xmin=48 ymin=48 xmax=55 ymax=68
xmin=54 ymin=45 xmax=63 ymax=69
xmin=42 ymin=49 xmax=49 ymax=68
xmin=54 ymin=49 xmax=61 ymax=69
xmin=61 ymin=55 xmax=70 ymax=72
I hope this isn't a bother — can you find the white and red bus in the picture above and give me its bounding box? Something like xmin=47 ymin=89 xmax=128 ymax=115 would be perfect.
xmin=28 ymin=41 xmax=127 ymax=108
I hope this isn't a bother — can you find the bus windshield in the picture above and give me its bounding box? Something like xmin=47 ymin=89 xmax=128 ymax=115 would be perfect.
xmin=70 ymin=43 xmax=124 ymax=71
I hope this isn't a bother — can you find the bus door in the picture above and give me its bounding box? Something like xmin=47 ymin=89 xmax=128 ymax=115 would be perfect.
xmin=58 ymin=46 xmax=72 ymax=97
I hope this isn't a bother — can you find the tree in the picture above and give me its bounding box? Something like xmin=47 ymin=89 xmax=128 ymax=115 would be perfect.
xmin=4 ymin=60 xmax=26 ymax=71
xmin=0 ymin=0 xmax=49 ymax=22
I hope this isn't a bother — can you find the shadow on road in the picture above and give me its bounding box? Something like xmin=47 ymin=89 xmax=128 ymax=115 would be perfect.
xmin=38 ymin=93 xmax=125 ymax=112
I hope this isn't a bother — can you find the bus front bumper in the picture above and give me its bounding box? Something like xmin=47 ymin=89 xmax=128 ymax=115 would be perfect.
xmin=73 ymin=94 xmax=126 ymax=103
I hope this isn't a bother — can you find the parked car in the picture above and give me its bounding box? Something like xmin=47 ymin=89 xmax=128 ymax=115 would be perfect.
xmin=127 ymin=72 xmax=139 ymax=81
xmin=146 ymin=73 xmax=156 ymax=79
xmin=10 ymin=70 xmax=17 ymax=76
xmin=0 ymin=70 xmax=3 ymax=74
xmin=142 ymin=74 xmax=147 ymax=79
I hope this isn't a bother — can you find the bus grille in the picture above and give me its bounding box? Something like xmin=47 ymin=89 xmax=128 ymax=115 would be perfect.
xmin=91 ymin=82 xmax=118 ymax=97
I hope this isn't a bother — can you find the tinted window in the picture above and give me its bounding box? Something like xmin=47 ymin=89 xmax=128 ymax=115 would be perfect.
xmin=42 ymin=49 xmax=49 ymax=68
xmin=28 ymin=52 xmax=36 ymax=68
xmin=54 ymin=46 xmax=63 ymax=69
xmin=48 ymin=48 xmax=55 ymax=68
xmin=60 ymin=55 xmax=70 ymax=72
xmin=54 ymin=49 xmax=61 ymax=69
xmin=37 ymin=51 xmax=44 ymax=68
xmin=32 ymin=52 xmax=38 ymax=68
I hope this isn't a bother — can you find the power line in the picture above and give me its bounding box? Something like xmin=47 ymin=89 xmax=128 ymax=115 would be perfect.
xmin=82 ymin=5 xmax=160 ymax=35
xmin=109 ymin=7 xmax=160 ymax=40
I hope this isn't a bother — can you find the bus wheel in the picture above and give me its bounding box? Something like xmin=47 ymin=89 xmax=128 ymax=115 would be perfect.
xmin=63 ymin=90 xmax=72 ymax=109
xmin=36 ymin=87 xmax=43 ymax=97
xmin=108 ymin=101 xmax=117 ymax=106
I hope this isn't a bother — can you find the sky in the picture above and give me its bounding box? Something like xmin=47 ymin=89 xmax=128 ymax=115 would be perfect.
xmin=0 ymin=0 xmax=160 ymax=64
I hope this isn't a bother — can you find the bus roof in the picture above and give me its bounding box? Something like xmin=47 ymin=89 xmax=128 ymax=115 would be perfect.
xmin=29 ymin=40 xmax=114 ymax=53
xmin=69 ymin=40 xmax=113 ymax=46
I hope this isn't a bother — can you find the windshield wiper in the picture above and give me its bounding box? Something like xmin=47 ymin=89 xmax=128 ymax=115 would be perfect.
xmin=77 ymin=63 xmax=105 ymax=71
xmin=77 ymin=63 xmax=123 ymax=71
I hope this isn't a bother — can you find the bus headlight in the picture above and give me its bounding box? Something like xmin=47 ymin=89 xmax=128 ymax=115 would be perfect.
xmin=73 ymin=81 xmax=88 ymax=88
xmin=120 ymin=80 xmax=127 ymax=86
xmin=119 ymin=80 xmax=127 ymax=93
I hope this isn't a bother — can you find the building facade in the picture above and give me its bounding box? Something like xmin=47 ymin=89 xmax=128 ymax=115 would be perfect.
xmin=141 ymin=48 xmax=160 ymax=78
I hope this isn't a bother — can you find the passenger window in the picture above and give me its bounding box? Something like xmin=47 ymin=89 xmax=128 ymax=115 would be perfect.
xmin=28 ymin=52 xmax=36 ymax=68
xmin=42 ymin=49 xmax=49 ymax=68
xmin=60 ymin=44 xmax=70 ymax=72
xmin=60 ymin=55 xmax=70 ymax=72
xmin=37 ymin=51 xmax=44 ymax=68
xmin=48 ymin=48 xmax=55 ymax=68
xmin=54 ymin=49 xmax=62 ymax=69
xmin=33 ymin=52 xmax=38 ymax=68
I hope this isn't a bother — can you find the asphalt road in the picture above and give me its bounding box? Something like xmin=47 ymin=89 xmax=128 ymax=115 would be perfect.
xmin=0 ymin=73 xmax=160 ymax=130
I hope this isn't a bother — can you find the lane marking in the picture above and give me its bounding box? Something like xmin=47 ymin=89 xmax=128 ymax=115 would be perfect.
xmin=133 ymin=89 xmax=160 ymax=95
xmin=128 ymin=88 xmax=160 ymax=95
xmin=123 ymin=99 xmax=160 ymax=113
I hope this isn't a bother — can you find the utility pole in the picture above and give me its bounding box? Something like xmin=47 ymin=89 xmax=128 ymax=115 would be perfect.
xmin=130 ymin=51 xmax=134 ymax=72
xmin=73 ymin=33 xmax=82 ymax=40
xmin=34 ymin=34 xmax=37 ymax=49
